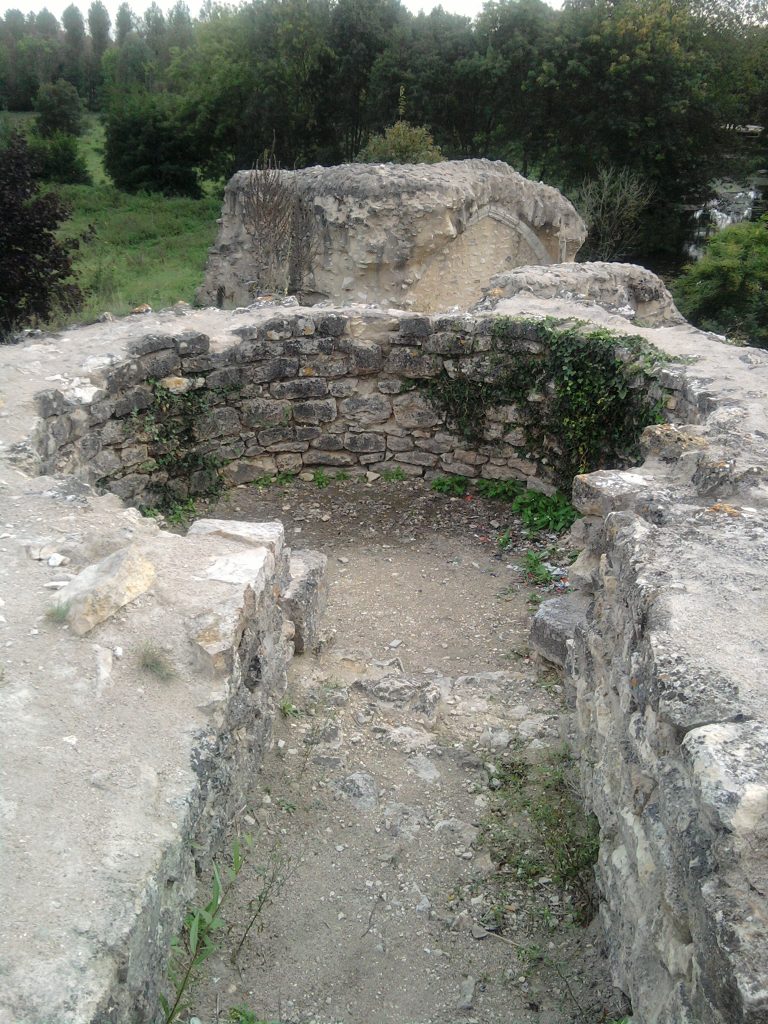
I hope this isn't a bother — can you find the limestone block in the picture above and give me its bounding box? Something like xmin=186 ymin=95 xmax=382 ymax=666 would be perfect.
xmin=338 ymin=393 xmax=392 ymax=425
xmin=292 ymin=398 xmax=337 ymax=424
xmin=302 ymin=450 xmax=357 ymax=467
xmin=392 ymin=392 xmax=441 ymax=429
xmin=530 ymin=593 xmax=589 ymax=668
xmin=55 ymin=546 xmax=156 ymax=636
xmin=127 ymin=333 xmax=175 ymax=356
xmin=280 ymin=550 xmax=327 ymax=654
xmin=240 ymin=398 xmax=291 ymax=427
xmin=194 ymin=407 xmax=241 ymax=440
xmin=572 ymin=469 xmax=654 ymax=517
xmin=271 ymin=378 xmax=328 ymax=400
xmin=344 ymin=432 xmax=386 ymax=453
xmin=223 ymin=458 xmax=277 ymax=484
xmin=386 ymin=348 xmax=441 ymax=378
xmin=200 ymin=161 xmax=585 ymax=313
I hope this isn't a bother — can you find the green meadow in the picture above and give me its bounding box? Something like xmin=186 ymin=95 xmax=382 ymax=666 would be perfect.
xmin=4 ymin=112 xmax=221 ymax=327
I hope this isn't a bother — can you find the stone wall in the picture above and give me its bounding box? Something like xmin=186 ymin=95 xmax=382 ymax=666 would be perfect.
xmin=198 ymin=160 xmax=586 ymax=312
xmin=33 ymin=308 xmax=670 ymax=508
xmin=531 ymin=351 xmax=768 ymax=1022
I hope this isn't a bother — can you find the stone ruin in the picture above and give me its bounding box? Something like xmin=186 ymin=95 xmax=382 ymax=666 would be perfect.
xmin=198 ymin=159 xmax=587 ymax=312
xmin=1 ymin=161 xmax=768 ymax=1024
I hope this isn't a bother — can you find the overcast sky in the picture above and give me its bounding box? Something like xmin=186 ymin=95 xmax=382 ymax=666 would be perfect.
xmin=5 ymin=0 xmax=563 ymax=27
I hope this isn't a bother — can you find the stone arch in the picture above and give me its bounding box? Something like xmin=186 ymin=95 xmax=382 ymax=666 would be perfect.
xmin=468 ymin=205 xmax=554 ymax=265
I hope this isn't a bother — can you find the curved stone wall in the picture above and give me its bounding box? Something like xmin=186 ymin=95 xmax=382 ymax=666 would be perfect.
xmin=33 ymin=308 xmax=668 ymax=509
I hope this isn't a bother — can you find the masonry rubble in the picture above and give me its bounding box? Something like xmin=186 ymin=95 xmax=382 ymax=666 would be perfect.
xmin=1 ymin=285 xmax=767 ymax=1024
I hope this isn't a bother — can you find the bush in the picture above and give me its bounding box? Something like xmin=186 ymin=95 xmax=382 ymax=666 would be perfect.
xmin=575 ymin=165 xmax=655 ymax=263
xmin=28 ymin=132 xmax=91 ymax=185
xmin=357 ymin=120 xmax=443 ymax=164
xmin=34 ymin=79 xmax=84 ymax=139
xmin=0 ymin=132 xmax=84 ymax=339
xmin=673 ymin=216 xmax=768 ymax=350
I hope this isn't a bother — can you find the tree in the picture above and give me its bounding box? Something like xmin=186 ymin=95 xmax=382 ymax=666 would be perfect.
xmin=673 ymin=216 xmax=768 ymax=349
xmin=115 ymin=2 xmax=134 ymax=45
xmin=34 ymin=78 xmax=84 ymax=137
xmin=87 ymin=1 xmax=112 ymax=105
xmin=0 ymin=132 xmax=83 ymax=340
xmin=62 ymin=3 xmax=87 ymax=92
xmin=104 ymin=90 xmax=201 ymax=196
xmin=28 ymin=131 xmax=91 ymax=184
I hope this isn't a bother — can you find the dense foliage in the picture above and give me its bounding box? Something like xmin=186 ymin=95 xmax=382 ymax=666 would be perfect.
xmin=0 ymin=132 xmax=83 ymax=338
xmin=1 ymin=0 xmax=765 ymax=257
xmin=673 ymin=216 xmax=768 ymax=349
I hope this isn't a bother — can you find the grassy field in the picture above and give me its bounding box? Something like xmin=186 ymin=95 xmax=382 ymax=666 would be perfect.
xmin=3 ymin=110 xmax=222 ymax=326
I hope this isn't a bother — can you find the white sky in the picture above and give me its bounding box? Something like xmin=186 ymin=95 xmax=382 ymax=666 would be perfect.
xmin=5 ymin=0 xmax=563 ymax=27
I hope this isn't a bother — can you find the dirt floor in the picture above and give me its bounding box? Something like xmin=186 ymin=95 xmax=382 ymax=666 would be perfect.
xmin=180 ymin=477 xmax=629 ymax=1024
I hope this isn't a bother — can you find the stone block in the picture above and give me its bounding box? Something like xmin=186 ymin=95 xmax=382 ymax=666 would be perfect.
xmin=127 ymin=334 xmax=175 ymax=356
xmin=206 ymin=366 xmax=245 ymax=391
xmin=300 ymin=354 xmax=349 ymax=378
xmin=271 ymin=378 xmax=328 ymax=400
xmin=258 ymin=425 xmax=294 ymax=446
xmin=338 ymin=393 xmax=392 ymax=425
xmin=310 ymin=433 xmax=345 ymax=451
xmin=317 ymin=314 xmax=347 ymax=337
xmin=138 ymin=350 xmax=182 ymax=380
xmin=530 ymin=593 xmax=589 ymax=668
xmin=438 ymin=458 xmax=478 ymax=477
xmin=280 ymin=550 xmax=327 ymax=654
xmin=113 ymin=386 xmax=154 ymax=418
xmin=241 ymin=398 xmax=291 ymax=427
xmin=54 ymin=546 xmax=156 ymax=636
xmin=174 ymin=332 xmax=210 ymax=356
xmin=392 ymin=392 xmax=440 ymax=429
xmin=344 ymin=432 xmax=386 ymax=453
xmin=341 ymin=340 xmax=384 ymax=375
xmin=302 ymin=450 xmax=357 ymax=467
xmin=223 ymin=457 xmax=277 ymax=484
xmin=195 ymin=407 xmax=241 ymax=440
xmin=292 ymin=399 xmax=337 ymax=425
xmin=395 ymin=450 xmax=438 ymax=467
xmin=252 ymin=357 xmax=300 ymax=383
xmin=572 ymin=469 xmax=653 ymax=517
xmin=385 ymin=348 xmax=441 ymax=378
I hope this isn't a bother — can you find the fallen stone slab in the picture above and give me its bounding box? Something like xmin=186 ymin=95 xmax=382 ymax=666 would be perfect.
xmin=52 ymin=544 xmax=156 ymax=635
xmin=530 ymin=592 xmax=590 ymax=668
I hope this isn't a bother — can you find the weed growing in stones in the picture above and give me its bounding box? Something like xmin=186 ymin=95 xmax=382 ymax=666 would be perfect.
xmin=334 ymin=470 xmax=350 ymax=482
xmin=279 ymin=698 xmax=300 ymax=718
xmin=228 ymin=1009 xmax=279 ymax=1024
xmin=312 ymin=468 xmax=331 ymax=488
xmin=523 ymin=551 xmax=555 ymax=586
xmin=165 ymin=499 xmax=197 ymax=527
xmin=230 ymin=844 xmax=292 ymax=964
xmin=380 ymin=466 xmax=407 ymax=482
xmin=160 ymin=840 xmax=248 ymax=1024
xmin=481 ymin=746 xmax=599 ymax=927
xmin=45 ymin=601 xmax=70 ymax=624
xmin=139 ymin=644 xmax=176 ymax=681
xmin=475 ymin=478 xmax=525 ymax=501
xmin=431 ymin=474 xmax=469 ymax=496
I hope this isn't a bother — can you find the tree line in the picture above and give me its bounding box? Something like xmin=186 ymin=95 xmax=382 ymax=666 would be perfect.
xmin=1 ymin=0 xmax=767 ymax=266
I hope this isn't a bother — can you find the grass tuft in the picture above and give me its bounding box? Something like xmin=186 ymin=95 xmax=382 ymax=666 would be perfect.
xmin=139 ymin=644 xmax=176 ymax=681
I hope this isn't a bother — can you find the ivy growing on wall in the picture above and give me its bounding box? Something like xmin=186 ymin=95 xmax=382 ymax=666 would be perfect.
xmin=135 ymin=381 xmax=224 ymax=508
xmin=424 ymin=318 xmax=668 ymax=490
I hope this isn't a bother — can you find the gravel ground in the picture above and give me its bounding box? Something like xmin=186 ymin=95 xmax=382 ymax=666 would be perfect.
xmin=181 ymin=478 xmax=628 ymax=1024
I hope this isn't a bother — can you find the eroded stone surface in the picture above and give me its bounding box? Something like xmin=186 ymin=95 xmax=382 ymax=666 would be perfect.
xmin=475 ymin=261 xmax=683 ymax=326
xmin=198 ymin=160 xmax=586 ymax=311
